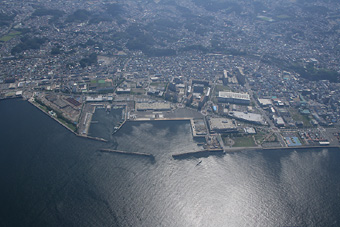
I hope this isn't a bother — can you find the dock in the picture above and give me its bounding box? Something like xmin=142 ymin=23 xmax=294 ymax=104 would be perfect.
xmin=99 ymin=149 xmax=154 ymax=158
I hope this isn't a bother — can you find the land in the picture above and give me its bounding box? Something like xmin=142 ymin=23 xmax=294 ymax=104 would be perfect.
xmin=1 ymin=0 xmax=340 ymax=153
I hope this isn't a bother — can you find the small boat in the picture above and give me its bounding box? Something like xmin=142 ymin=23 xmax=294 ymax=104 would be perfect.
xmin=196 ymin=160 xmax=202 ymax=166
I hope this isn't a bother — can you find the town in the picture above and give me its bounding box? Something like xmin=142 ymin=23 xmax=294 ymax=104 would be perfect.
xmin=1 ymin=0 xmax=340 ymax=152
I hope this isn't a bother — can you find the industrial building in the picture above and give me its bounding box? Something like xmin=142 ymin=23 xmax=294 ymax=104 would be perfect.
xmin=207 ymin=117 xmax=237 ymax=133
xmin=218 ymin=91 xmax=250 ymax=105
xmin=135 ymin=102 xmax=171 ymax=111
xmin=86 ymin=95 xmax=113 ymax=102
xmin=258 ymin=98 xmax=272 ymax=107
xmin=228 ymin=111 xmax=266 ymax=125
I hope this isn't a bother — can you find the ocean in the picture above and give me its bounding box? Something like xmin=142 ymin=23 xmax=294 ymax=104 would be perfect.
xmin=1 ymin=98 xmax=340 ymax=226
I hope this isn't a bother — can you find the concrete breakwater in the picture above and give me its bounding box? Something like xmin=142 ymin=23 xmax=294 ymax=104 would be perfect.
xmin=99 ymin=149 xmax=154 ymax=159
xmin=129 ymin=118 xmax=192 ymax=122
xmin=172 ymin=149 xmax=224 ymax=159
xmin=28 ymin=99 xmax=108 ymax=143
xmin=78 ymin=135 xmax=108 ymax=142
xmin=223 ymin=145 xmax=340 ymax=153
xmin=28 ymin=99 xmax=78 ymax=135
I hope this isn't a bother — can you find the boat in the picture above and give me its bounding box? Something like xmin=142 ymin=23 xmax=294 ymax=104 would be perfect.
xmin=196 ymin=160 xmax=202 ymax=166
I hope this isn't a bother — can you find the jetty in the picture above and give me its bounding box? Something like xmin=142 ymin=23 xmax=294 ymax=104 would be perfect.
xmin=99 ymin=149 xmax=154 ymax=158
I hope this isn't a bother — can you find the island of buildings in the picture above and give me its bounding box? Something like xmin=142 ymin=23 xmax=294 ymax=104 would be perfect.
xmin=1 ymin=0 xmax=340 ymax=155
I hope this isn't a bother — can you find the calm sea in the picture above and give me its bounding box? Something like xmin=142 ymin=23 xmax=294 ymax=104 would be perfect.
xmin=1 ymin=99 xmax=340 ymax=226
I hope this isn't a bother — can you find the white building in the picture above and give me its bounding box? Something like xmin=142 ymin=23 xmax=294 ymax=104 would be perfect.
xmin=218 ymin=91 xmax=250 ymax=105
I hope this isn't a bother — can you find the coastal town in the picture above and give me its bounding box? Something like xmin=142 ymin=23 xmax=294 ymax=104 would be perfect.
xmin=1 ymin=0 xmax=340 ymax=154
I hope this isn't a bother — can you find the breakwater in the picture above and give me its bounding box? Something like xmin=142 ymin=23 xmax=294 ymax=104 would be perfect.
xmin=172 ymin=149 xmax=224 ymax=159
xmin=99 ymin=149 xmax=154 ymax=159
xmin=130 ymin=118 xmax=192 ymax=122
xmin=78 ymin=135 xmax=108 ymax=142
xmin=28 ymin=99 xmax=108 ymax=143
xmin=223 ymin=145 xmax=340 ymax=153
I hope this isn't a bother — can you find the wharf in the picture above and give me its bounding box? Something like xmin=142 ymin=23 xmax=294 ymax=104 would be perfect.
xmin=99 ymin=149 xmax=154 ymax=158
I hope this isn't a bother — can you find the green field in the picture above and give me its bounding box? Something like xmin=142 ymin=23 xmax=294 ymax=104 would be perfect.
xmin=232 ymin=136 xmax=256 ymax=147
xmin=0 ymin=31 xmax=21 ymax=42
xmin=215 ymin=85 xmax=231 ymax=96
xmin=257 ymin=16 xmax=274 ymax=22
xmin=276 ymin=14 xmax=291 ymax=19
xmin=254 ymin=131 xmax=266 ymax=144
xmin=289 ymin=108 xmax=312 ymax=127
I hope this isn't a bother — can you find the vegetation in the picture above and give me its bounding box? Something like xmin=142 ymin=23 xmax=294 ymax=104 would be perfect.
xmin=254 ymin=131 xmax=267 ymax=144
xmin=232 ymin=135 xmax=256 ymax=147
xmin=79 ymin=53 xmax=98 ymax=68
xmin=0 ymin=12 xmax=16 ymax=27
xmin=261 ymin=54 xmax=340 ymax=82
xmin=0 ymin=31 xmax=21 ymax=42
xmin=11 ymin=36 xmax=47 ymax=55
xmin=51 ymin=47 xmax=61 ymax=55
xmin=32 ymin=8 xmax=64 ymax=17
xmin=288 ymin=64 xmax=340 ymax=83
xmin=192 ymin=0 xmax=241 ymax=13
xmin=289 ymin=108 xmax=312 ymax=127
xmin=106 ymin=3 xmax=124 ymax=16
xmin=179 ymin=45 xmax=208 ymax=53
xmin=66 ymin=9 xmax=90 ymax=23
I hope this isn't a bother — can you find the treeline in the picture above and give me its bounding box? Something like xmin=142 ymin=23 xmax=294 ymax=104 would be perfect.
xmin=11 ymin=36 xmax=47 ymax=55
